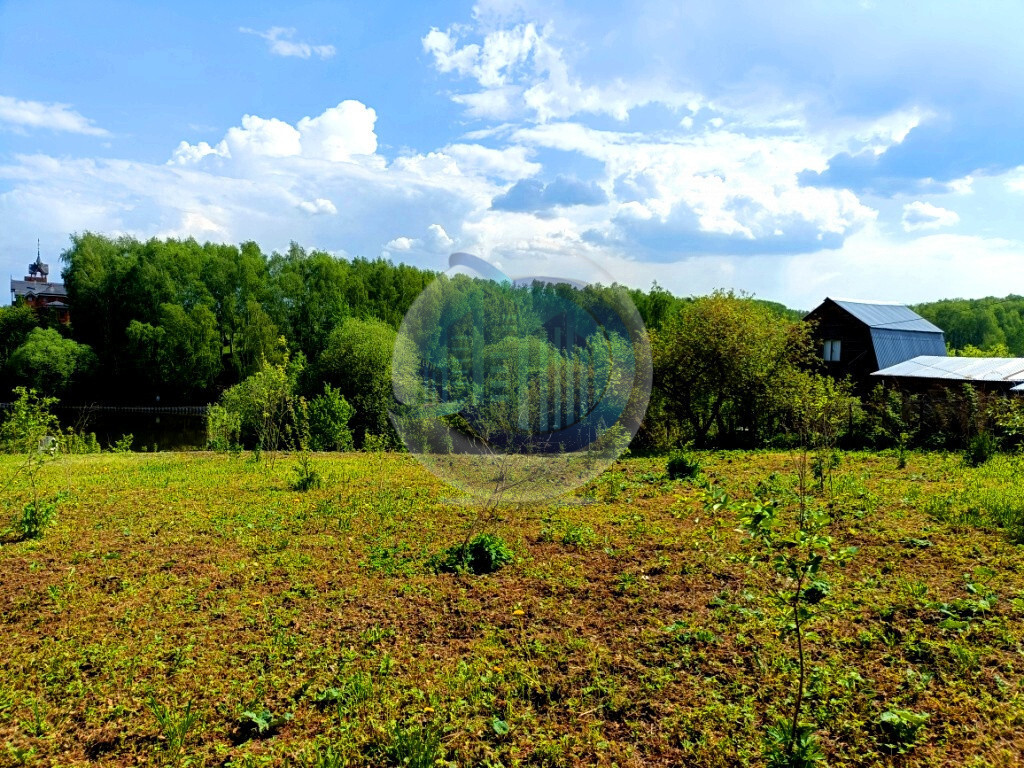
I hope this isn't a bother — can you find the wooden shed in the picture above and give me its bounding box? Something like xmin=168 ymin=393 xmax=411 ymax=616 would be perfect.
xmin=804 ymin=298 xmax=946 ymax=388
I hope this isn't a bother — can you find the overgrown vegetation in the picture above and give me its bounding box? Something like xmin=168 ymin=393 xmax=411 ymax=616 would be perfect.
xmin=1 ymin=449 xmax=1023 ymax=765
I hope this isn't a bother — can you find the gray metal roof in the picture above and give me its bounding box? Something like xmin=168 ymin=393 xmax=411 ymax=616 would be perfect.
xmin=870 ymin=328 xmax=948 ymax=369
xmin=830 ymin=298 xmax=943 ymax=333
xmin=10 ymin=279 xmax=67 ymax=298
xmin=873 ymin=355 xmax=1024 ymax=383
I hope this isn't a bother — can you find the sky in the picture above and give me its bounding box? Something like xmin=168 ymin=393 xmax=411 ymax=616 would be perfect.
xmin=3 ymin=0 xmax=1024 ymax=310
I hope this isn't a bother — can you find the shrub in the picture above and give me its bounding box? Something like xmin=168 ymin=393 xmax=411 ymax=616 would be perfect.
xmin=432 ymin=533 xmax=514 ymax=575
xmin=667 ymin=450 xmax=701 ymax=480
xmin=206 ymin=404 xmax=241 ymax=451
xmin=18 ymin=494 xmax=62 ymax=540
xmin=308 ymin=384 xmax=355 ymax=451
xmin=289 ymin=453 xmax=323 ymax=491
xmin=112 ymin=434 xmax=134 ymax=453
xmin=966 ymin=432 xmax=997 ymax=467
xmin=0 ymin=387 xmax=59 ymax=454
xmin=63 ymin=429 xmax=100 ymax=454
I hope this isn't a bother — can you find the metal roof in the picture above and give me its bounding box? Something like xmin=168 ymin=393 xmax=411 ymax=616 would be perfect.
xmin=10 ymin=279 xmax=67 ymax=298
xmin=873 ymin=355 xmax=1024 ymax=383
xmin=870 ymin=328 xmax=948 ymax=370
xmin=829 ymin=298 xmax=943 ymax=333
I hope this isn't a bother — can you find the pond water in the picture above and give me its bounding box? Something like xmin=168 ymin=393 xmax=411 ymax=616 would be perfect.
xmin=54 ymin=407 xmax=207 ymax=451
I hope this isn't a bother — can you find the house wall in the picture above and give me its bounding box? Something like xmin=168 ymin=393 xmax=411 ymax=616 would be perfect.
xmin=804 ymin=299 xmax=878 ymax=387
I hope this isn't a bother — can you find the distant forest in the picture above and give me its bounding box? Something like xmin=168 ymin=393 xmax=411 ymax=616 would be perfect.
xmin=2 ymin=232 xmax=1023 ymax=450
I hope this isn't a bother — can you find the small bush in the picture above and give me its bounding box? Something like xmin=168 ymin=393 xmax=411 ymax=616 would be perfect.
xmin=667 ymin=450 xmax=701 ymax=480
xmin=206 ymin=404 xmax=241 ymax=451
xmin=290 ymin=453 xmax=323 ymax=491
xmin=966 ymin=432 xmax=997 ymax=467
xmin=764 ymin=718 xmax=825 ymax=768
xmin=63 ymin=430 xmax=100 ymax=454
xmin=18 ymin=495 xmax=61 ymax=540
xmin=877 ymin=708 xmax=928 ymax=754
xmin=112 ymin=433 xmax=134 ymax=453
xmin=432 ymin=533 xmax=514 ymax=575
xmin=308 ymin=384 xmax=355 ymax=451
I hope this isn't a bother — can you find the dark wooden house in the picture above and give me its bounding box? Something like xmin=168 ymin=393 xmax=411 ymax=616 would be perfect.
xmin=804 ymin=297 xmax=946 ymax=387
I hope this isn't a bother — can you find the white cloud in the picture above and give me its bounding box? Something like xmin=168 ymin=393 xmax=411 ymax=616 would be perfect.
xmin=511 ymin=120 xmax=878 ymax=249
xmin=423 ymin=23 xmax=694 ymax=122
xmin=298 ymin=198 xmax=337 ymax=215
xmin=0 ymin=95 xmax=109 ymax=136
xmin=169 ymin=140 xmax=228 ymax=165
xmin=902 ymin=201 xmax=960 ymax=231
xmin=297 ymin=101 xmax=378 ymax=160
xmin=174 ymin=101 xmax=378 ymax=165
xmin=426 ymin=224 xmax=455 ymax=251
xmin=386 ymin=236 xmax=417 ymax=250
xmin=240 ymin=27 xmax=336 ymax=59
xmin=225 ymin=114 xmax=302 ymax=158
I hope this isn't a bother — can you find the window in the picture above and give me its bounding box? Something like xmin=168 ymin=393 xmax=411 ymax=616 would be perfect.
xmin=823 ymin=339 xmax=841 ymax=362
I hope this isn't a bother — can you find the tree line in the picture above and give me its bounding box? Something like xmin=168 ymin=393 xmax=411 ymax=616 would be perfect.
xmin=3 ymin=233 xmax=1023 ymax=452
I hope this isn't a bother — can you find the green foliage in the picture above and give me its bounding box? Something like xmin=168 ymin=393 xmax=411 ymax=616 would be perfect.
xmin=217 ymin=351 xmax=300 ymax=450
xmin=653 ymin=290 xmax=814 ymax=447
xmin=764 ymin=718 xmax=825 ymax=768
xmin=147 ymin=696 xmax=200 ymax=764
xmin=714 ymin=456 xmax=856 ymax=768
xmin=966 ymin=432 xmax=997 ymax=467
xmin=112 ymin=433 xmax=134 ymax=453
xmin=18 ymin=493 xmax=63 ymax=540
xmin=206 ymin=404 xmax=242 ymax=451
xmin=307 ymin=384 xmax=355 ymax=451
xmin=915 ymin=295 xmax=1024 ymax=355
xmin=0 ymin=387 xmax=60 ymax=454
xmin=0 ymin=303 xmax=40 ymax=372
xmin=63 ymin=429 xmax=101 ymax=454
xmin=235 ymin=708 xmax=293 ymax=741
xmin=877 ymin=709 xmax=928 ymax=754
xmin=319 ymin=317 xmax=398 ymax=448
xmin=432 ymin=533 xmax=514 ymax=575
xmin=7 ymin=327 xmax=96 ymax=395
xmin=381 ymin=721 xmax=443 ymax=767
xmin=127 ymin=303 xmax=222 ymax=397
xmin=290 ymin=452 xmax=323 ymax=491
xmin=667 ymin=450 xmax=701 ymax=480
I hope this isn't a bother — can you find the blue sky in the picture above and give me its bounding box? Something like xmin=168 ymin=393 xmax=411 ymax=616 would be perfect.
xmin=3 ymin=0 xmax=1024 ymax=309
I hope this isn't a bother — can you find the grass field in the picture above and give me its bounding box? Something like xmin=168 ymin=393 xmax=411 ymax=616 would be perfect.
xmin=2 ymin=449 xmax=1024 ymax=767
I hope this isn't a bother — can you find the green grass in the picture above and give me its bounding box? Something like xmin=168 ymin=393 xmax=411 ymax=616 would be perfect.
xmin=1 ymin=449 xmax=1023 ymax=766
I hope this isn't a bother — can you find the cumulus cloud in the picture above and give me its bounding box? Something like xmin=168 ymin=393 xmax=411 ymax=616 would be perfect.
xmin=297 ymin=101 xmax=379 ymax=160
xmin=426 ymin=224 xmax=455 ymax=251
xmin=0 ymin=95 xmax=109 ymax=136
xmin=423 ymin=23 xmax=692 ymax=122
xmin=386 ymin=236 xmax=417 ymax=250
xmin=902 ymin=201 xmax=960 ymax=232
xmin=509 ymin=120 xmax=879 ymax=257
xmin=240 ymin=27 xmax=336 ymax=59
xmin=298 ymin=198 xmax=337 ymax=215
xmin=491 ymin=175 xmax=607 ymax=212
xmin=172 ymin=101 xmax=378 ymax=165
